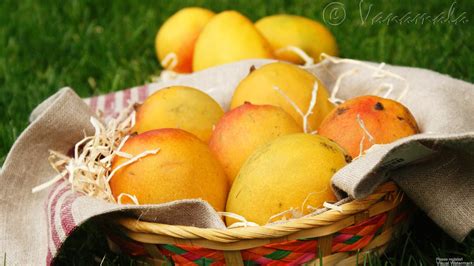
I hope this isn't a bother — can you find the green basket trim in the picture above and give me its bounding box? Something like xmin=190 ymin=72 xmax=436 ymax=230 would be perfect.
xmin=344 ymin=235 xmax=363 ymax=244
xmin=162 ymin=244 xmax=187 ymax=255
xmin=375 ymin=226 xmax=383 ymax=236
xmin=194 ymin=257 xmax=214 ymax=266
xmin=243 ymin=260 xmax=259 ymax=266
xmin=264 ymin=249 xmax=292 ymax=260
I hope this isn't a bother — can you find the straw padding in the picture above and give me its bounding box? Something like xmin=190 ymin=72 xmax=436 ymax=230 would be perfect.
xmin=116 ymin=182 xmax=400 ymax=244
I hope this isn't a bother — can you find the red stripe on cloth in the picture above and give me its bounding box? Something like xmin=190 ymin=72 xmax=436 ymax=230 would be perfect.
xmin=44 ymin=179 xmax=64 ymax=213
xmin=138 ymin=85 xmax=148 ymax=101
xmin=104 ymin=92 xmax=116 ymax=116
xmin=123 ymin=89 xmax=131 ymax=107
xmin=49 ymin=185 xmax=72 ymax=249
xmin=46 ymin=250 xmax=53 ymax=266
xmin=60 ymin=192 xmax=81 ymax=236
xmin=89 ymin=96 xmax=98 ymax=111
xmin=44 ymin=180 xmax=65 ymax=261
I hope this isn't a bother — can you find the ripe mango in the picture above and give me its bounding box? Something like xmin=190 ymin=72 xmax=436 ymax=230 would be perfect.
xmin=318 ymin=95 xmax=420 ymax=158
xmin=226 ymin=133 xmax=349 ymax=225
xmin=193 ymin=11 xmax=273 ymax=71
xmin=133 ymin=86 xmax=224 ymax=143
xmin=255 ymin=15 xmax=338 ymax=64
xmin=209 ymin=103 xmax=302 ymax=183
xmin=110 ymin=129 xmax=229 ymax=211
xmin=231 ymin=62 xmax=334 ymax=131
xmin=155 ymin=7 xmax=215 ymax=73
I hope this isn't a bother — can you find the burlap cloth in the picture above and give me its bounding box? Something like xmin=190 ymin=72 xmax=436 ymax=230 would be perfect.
xmin=1 ymin=58 xmax=473 ymax=265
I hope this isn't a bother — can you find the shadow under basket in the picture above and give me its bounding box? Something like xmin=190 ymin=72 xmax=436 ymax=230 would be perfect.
xmin=106 ymin=182 xmax=412 ymax=265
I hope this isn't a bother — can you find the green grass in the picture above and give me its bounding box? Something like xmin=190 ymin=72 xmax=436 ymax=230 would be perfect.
xmin=1 ymin=0 xmax=473 ymax=265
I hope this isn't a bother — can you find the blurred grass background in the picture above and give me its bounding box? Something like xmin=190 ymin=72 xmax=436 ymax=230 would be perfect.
xmin=0 ymin=0 xmax=473 ymax=265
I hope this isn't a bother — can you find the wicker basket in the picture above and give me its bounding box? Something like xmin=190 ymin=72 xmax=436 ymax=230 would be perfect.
xmin=107 ymin=182 xmax=410 ymax=265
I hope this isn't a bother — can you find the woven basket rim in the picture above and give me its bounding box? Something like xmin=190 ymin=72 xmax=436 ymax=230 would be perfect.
xmin=112 ymin=182 xmax=402 ymax=243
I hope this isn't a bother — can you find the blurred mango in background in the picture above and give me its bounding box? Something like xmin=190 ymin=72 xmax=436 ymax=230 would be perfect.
xmin=155 ymin=8 xmax=338 ymax=72
xmin=155 ymin=7 xmax=215 ymax=73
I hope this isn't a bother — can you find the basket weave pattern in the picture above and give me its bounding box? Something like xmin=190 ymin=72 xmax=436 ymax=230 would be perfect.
xmin=110 ymin=182 xmax=408 ymax=265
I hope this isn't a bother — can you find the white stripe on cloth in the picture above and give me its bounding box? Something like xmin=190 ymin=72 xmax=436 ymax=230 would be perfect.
xmin=114 ymin=90 xmax=124 ymax=115
xmin=53 ymin=189 xmax=74 ymax=252
xmin=96 ymin=93 xmax=106 ymax=114
xmin=82 ymin=85 xmax=149 ymax=119
xmin=129 ymin=87 xmax=140 ymax=107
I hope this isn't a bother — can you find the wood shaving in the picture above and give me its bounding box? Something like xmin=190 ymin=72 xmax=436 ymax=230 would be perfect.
xmin=273 ymin=85 xmax=305 ymax=119
xmin=154 ymin=52 xmax=182 ymax=82
xmin=266 ymin=188 xmax=329 ymax=224
xmin=303 ymin=81 xmax=319 ymax=133
xmin=106 ymin=149 xmax=160 ymax=183
xmin=31 ymin=104 xmax=157 ymax=204
xmin=156 ymin=70 xmax=180 ymax=82
xmin=117 ymin=193 xmax=140 ymax=205
xmin=267 ymin=207 xmax=303 ymax=224
xmin=299 ymin=187 xmax=328 ymax=213
xmin=320 ymin=53 xmax=410 ymax=102
xmin=355 ymin=113 xmax=376 ymax=159
xmin=275 ymin=46 xmax=314 ymax=66
xmin=323 ymin=201 xmax=343 ymax=212
xmin=273 ymin=81 xmax=319 ymax=133
xmin=328 ymin=68 xmax=358 ymax=105
xmin=218 ymin=212 xmax=259 ymax=228
xmin=161 ymin=52 xmax=178 ymax=70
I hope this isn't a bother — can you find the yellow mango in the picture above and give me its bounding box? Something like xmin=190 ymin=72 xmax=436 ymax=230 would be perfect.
xmin=226 ymin=133 xmax=349 ymax=225
xmin=155 ymin=7 xmax=215 ymax=73
xmin=231 ymin=62 xmax=334 ymax=131
xmin=110 ymin=129 xmax=229 ymax=211
xmin=193 ymin=11 xmax=273 ymax=71
xmin=209 ymin=103 xmax=302 ymax=183
xmin=255 ymin=15 xmax=338 ymax=64
xmin=133 ymin=86 xmax=224 ymax=143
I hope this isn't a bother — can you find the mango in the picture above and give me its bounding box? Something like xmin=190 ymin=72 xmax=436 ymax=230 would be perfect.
xmin=193 ymin=11 xmax=273 ymax=71
xmin=209 ymin=103 xmax=302 ymax=183
xmin=110 ymin=129 xmax=229 ymax=211
xmin=231 ymin=62 xmax=334 ymax=131
xmin=226 ymin=133 xmax=349 ymax=225
xmin=318 ymin=95 xmax=420 ymax=158
xmin=255 ymin=15 xmax=338 ymax=64
xmin=133 ymin=86 xmax=224 ymax=143
xmin=255 ymin=14 xmax=338 ymax=64
xmin=155 ymin=7 xmax=215 ymax=73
